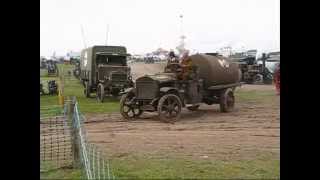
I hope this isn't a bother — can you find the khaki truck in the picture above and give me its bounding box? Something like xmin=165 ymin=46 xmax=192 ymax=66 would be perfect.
xmin=120 ymin=54 xmax=242 ymax=123
xmin=80 ymin=46 xmax=134 ymax=102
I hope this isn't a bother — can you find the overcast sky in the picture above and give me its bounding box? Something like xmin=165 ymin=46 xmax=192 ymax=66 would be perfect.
xmin=40 ymin=0 xmax=280 ymax=57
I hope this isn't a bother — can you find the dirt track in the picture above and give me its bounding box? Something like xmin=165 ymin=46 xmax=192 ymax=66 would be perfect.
xmin=84 ymin=79 xmax=279 ymax=161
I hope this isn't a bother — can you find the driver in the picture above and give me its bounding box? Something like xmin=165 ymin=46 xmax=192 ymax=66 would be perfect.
xmin=179 ymin=51 xmax=193 ymax=80
xmin=168 ymin=50 xmax=178 ymax=64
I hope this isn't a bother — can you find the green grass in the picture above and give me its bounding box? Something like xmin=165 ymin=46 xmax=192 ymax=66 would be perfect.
xmin=110 ymin=154 xmax=279 ymax=179
xmin=40 ymin=69 xmax=48 ymax=77
xmin=40 ymin=168 xmax=83 ymax=179
xmin=235 ymin=89 xmax=276 ymax=103
xmin=40 ymin=64 xmax=120 ymax=114
xmin=40 ymin=154 xmax=279 ymax=180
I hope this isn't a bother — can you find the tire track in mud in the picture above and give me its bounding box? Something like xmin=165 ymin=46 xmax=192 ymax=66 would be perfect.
xmin=83 ymin=98 xmax=279 ymax=160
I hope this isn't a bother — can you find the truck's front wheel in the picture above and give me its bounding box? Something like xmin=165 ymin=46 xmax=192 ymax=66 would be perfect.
xmin=120 ymin=92 xmax=143 ymax=119
xmin=96 ymin=84 xmax=105 ymax=103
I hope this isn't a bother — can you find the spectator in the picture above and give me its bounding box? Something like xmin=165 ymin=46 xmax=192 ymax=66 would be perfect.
xmin=273 ymin=63 xmax=280 ymax=95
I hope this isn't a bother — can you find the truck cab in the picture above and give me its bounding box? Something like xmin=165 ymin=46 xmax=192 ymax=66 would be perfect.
xmin=80 ymin=45 xmax=133 ymax=102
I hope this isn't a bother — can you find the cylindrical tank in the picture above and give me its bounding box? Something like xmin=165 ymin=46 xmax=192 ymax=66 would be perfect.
xmin=189 ymin=54 xmax=241 ymax=87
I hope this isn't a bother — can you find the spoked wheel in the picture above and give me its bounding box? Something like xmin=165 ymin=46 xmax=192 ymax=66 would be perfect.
xmin=84 ymin=82 xmax=91 ymax=98
xmin=120 ymin=92 xmax=143 ymax=119
xmin=157 ymin=94 xmax=182 ymax=123
xmin=96 ymin=83 xmax=105 ymax=103
xmin=219 ymin=88 xmax=235 ymax=112
xmin=253 ymin=74 xmax=263 ymax=84
xmin=187 ymin=105 xmax=200 ymax=111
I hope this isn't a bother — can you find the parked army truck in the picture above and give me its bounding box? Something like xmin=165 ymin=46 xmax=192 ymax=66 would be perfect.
xmin=120 ymin=53 xmax=241 ymax=123
xmin=229 ymin=50 xmax=273 ymax=84
xmin=80 ymin=46 xmax=134 ymax=102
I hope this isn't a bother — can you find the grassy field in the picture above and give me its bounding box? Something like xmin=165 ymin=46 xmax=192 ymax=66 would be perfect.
xmin=41 ymin=168 xmax=83 ymax=179
xmin=40 ymin=64 xmax=279 ymax=179
xmin=40 ymin=64 xmax=119 ymax=114
xmin=41 ymin=153 xmax=279 ymax=179
xmin=111 ymin=154 xmax=279 ymax=179
xmin=235 ymin=89 xmax=276 ymax=103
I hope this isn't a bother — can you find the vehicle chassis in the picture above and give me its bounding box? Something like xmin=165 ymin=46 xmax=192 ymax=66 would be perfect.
xmin=120 ymin=79 xmax=241 ymax=123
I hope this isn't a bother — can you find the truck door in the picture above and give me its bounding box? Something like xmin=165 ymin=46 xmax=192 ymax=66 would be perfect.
xmin=187 ymin=81 xmax=202 ymax=104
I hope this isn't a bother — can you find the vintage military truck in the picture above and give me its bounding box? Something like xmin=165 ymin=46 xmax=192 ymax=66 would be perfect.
xmin=229 ymin=51 xmax=273 ymax=84
xmin=47 ymin=60 xmax=57 ymax=76
xmin=80 ymin=46 xmax=134 ymax=102
xmin=120 ymin=53 xmax=242 ymax=123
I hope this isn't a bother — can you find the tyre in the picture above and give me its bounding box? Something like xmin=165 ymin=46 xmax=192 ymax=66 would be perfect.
xmin=84 ymin=81 xmax=91 ymax=98
xmin=219 ymin=88 xmax=235 ymax=112
xmin=157 ymin=94 xmax=182 ymax=123
xmin=253 ymin=74 xmax=263 ymax=84
xmin=187 ymin=105 xmax=200 ymax=111
xmin=120 ymin=91 xmax=143 ymax=119
xmin=96 ymin=83 xmax=105 ymax=103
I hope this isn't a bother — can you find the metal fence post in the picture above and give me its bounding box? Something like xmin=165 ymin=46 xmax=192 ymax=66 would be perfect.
xmin=70 ymin=96 xmax=80 ymax=168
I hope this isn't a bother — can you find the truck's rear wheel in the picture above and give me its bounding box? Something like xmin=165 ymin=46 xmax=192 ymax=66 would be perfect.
xmin=253 ymin=74 xmax=263 ymax=84
xmin=96 ymin=84 xmax=105 ymax=103
xmin=120 ymin=92 xmax=143 ymax=119
xmin=84 ymin=82 xmax=91 ymax=98
xmin=219 ymin=88 xmax=235 ymax=112
xmin=158 ymin=94 xmax=182 ymax=123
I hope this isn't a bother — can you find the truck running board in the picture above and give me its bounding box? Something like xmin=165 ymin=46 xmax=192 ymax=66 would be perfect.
xmin=208 ymin=82 xmax=242 ymax=90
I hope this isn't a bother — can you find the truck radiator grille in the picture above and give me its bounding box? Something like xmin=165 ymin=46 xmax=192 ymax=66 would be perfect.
xmin=111 ymin=73 xmax=127 ymax=82
xmin=136 ymin=81 xmax=158 ymax=99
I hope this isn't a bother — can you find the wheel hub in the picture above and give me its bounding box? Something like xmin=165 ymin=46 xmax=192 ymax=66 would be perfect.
xmin=168 ymin=104 xmax=174 ymax=111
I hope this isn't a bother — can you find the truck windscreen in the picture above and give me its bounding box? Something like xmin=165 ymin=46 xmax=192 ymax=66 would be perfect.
xmin=96 ymin=54 xmax=127 ymax=66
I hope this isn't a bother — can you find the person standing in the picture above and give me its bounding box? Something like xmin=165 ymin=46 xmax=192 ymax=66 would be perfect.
xmin=274 ymin=63 xmax=280 ymax=95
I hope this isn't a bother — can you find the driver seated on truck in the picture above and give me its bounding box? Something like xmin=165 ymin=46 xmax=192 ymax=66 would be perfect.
xmin=168 ymin=50 xmax=179 ymax=64
xmin=164 ymin=50 xmax=179 ymax=73
xmin=178 ymin=51 xmax=194 ymax=80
